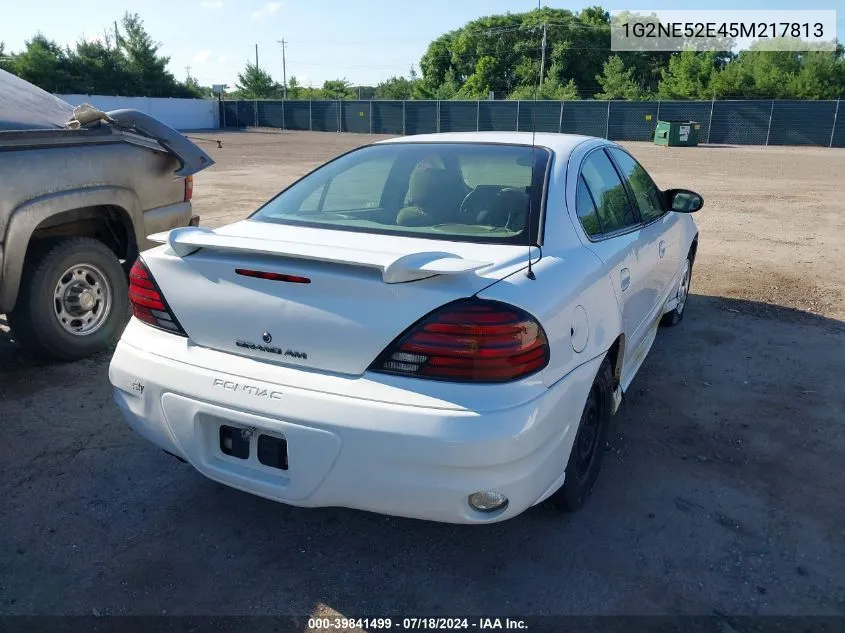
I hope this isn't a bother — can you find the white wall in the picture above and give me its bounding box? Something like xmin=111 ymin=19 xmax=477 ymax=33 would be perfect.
xmin=56 ymin=94 xmax=217 ymax=130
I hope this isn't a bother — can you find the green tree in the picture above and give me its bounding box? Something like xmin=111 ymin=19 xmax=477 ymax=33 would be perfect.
xmin=118 ymin=13 xmax=187 ymax=96
xmin=507 ymin=64 xmax=580 ymax=100
xmin=375 ymin=75 xmax=414 ymax=100
xmin=321 ymin=78 xmax=354 ymax=100
xmin=68 ymin=36 xmax=132 ymax=95
xmin=709 ymin=41 xmax=845 ymax=99
xmin=416 ymin=7 xmax=662 ymax=102
xmin=287 ymin=75 xmax=301 ymax=99
xmin=4 ymin=34 xmax=75 ymax=93
xmin=235 ymin=62 xmax=277 ymax=98
xmin=787 ymin=47 xmax=845 ymax=99
xmin=658 ymin=51 xmax=719 ymax=99
xmin=456 ymin=55 xmax=499 ymax=99
xmin=594 ymin=55 xmax=645 ymax=100
xmin=184 ymin=74 xmax=212 ymax=98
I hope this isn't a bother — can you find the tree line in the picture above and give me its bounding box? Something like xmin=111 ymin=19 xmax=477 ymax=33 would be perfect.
xmin=0 ymin=13 xmax=208 ymax=98
xmin=3 ymin=7 xmax=844 ymax=101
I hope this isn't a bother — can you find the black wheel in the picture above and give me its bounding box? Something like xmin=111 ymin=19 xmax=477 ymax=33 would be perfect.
xmin=8 ymin=237 xmax=130 ymax=360
xmin=549 ymin=357 xmax=614 ymax=512
xmin=661 ymin=255 xmax=692 ymax=327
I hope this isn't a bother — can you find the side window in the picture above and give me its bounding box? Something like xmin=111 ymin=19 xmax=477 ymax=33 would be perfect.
xmin=608 ymin=148 xmax=665 ymax=223
xmin=321 ymin=156 xmax=394 ymax=211
xmin=580 ymin=151 xmax=638 ymax=234
xmin=575 ymin=175 xmax=602 ymax=237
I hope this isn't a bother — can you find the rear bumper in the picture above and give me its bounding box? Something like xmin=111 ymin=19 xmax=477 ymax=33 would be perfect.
xmin=109 ymin=331 xmax=602 ymax=524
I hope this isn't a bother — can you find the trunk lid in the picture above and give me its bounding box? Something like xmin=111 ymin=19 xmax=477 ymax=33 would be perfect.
xmin=145 ymin=220 xmax=536 ymax=376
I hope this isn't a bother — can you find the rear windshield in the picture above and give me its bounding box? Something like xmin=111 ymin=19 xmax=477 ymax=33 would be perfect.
xmin=252 ymin=142 xmax=550 ymax=245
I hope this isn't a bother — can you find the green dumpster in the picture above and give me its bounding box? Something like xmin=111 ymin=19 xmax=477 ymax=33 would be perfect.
xmin=654 ymin=120 xmax=701 ymax=147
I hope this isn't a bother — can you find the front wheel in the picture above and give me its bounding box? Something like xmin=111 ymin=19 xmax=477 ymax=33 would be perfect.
xmin=8 ymin=237 xmax=129 ymax=360
xmin=549 ymin=357 xmax=614 ymax=512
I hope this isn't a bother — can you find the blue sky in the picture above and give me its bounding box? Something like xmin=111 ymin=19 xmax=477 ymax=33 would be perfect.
xmin=3 ymin=0 xmax=843 ymax=89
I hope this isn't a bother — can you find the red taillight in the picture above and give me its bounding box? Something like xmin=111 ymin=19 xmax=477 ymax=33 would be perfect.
xmin=369 ymin=299 xmax=549 ymax=383
xmin=128 ymin=259 xmax=187 ymax=336
xmin=184 ymin=175 xmax=193 ymax=201
xmin=235 ymin=269 xmax=311 ymax=284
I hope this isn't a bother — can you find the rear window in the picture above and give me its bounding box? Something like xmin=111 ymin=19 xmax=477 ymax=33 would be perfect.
xmin=252 ymin=142 xmax=550 ymax=245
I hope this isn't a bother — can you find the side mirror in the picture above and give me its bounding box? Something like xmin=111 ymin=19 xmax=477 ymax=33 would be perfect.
xmin=666 ymin=189 xmax=703 ymax=213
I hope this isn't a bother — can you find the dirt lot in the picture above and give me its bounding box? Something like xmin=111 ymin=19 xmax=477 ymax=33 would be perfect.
xmin=1 ymin=131 xmax=843 ymax=618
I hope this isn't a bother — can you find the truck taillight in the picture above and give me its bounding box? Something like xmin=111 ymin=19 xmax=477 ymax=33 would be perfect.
xmin=128 ymin=259 xmax=187 ymax=336
xmin=184 ymin=175 xmax=193 ymax=201
xmin=369 ymin=299 xmax=549 ymax=383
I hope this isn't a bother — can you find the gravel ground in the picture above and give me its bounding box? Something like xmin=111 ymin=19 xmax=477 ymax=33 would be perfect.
xmin=1 ymin=131 xmax=843 ymax=618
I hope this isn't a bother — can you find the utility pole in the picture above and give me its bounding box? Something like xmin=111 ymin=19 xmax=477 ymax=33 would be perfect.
xmin=277 ymin=39 xmax=288 ymax=99
xmin=255 ymin=44 xmax=259 ymax=69
xmin=185 ymin=66 xmax=191 ymax=81
xmin=113 ymin=21 xmax=120 ymax=45
xmin=539 ymin=22 xmax=547 ymax=91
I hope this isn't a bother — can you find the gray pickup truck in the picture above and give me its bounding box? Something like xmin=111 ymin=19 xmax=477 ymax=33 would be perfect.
xmin=0 ymin=69 xmax=214 ymax=360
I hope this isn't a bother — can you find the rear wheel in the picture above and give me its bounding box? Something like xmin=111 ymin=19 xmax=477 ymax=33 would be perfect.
xmin=8 ymin=237 xmax=129 ymax=360
xmin=549 ymin=357 xmax=613 ymax=512
xmin=661 ymin=255 xmax=692 ymax=327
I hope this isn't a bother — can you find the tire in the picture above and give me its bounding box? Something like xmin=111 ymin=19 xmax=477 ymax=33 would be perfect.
xmin=7 ymin=237 xmax=129 ymax=361
xmin=549 ymin=357 xmax=614 ymax=512
xmin=660 ymin=255 xmax=692 ymax=327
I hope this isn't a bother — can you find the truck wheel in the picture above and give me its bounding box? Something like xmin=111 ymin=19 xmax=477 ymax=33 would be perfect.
xmin=8 ymin=237 xmax=129 ymax=360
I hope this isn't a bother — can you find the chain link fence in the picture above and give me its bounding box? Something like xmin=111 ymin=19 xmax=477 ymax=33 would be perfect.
xmin=219 ymin=98 xmax=844 ymax=147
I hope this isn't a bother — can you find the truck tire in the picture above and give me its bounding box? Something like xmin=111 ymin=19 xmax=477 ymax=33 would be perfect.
xmin=8 ymin=237 xmax=129 ymax=360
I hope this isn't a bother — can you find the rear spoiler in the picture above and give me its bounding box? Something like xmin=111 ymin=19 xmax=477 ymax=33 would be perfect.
xmin=67 ymin=105 xmax=214 ymax=178
xmin=107 ymin=110 xmax=215 ymax=177
xmin=148 ymin=226 xmax=492 ymax=284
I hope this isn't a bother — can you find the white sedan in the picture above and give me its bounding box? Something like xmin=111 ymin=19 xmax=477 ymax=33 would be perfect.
xmin=109 ymin=132 xmax=702 ymax=523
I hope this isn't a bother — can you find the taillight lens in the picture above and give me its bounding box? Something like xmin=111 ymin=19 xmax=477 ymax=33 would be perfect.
xmin=369 ymin=299 xmax=549 ymax=383
xmin=184 ymin=175 xmax=193 ymax=201
xmin=128 ymin=259 xmax=187 ymax=336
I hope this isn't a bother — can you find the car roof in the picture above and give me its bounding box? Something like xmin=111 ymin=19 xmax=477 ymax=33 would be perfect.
xmin=376 ymin=131 xmax=600 ymax=158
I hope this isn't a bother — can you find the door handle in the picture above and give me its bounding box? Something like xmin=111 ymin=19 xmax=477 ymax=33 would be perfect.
xmin=659 ymin=240 xmax=666 ymax=258
xmin=620 ymin=267 xmax=631 ymax=291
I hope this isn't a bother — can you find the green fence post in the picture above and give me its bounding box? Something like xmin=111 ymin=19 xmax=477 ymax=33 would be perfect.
xmin=765 ymin=99 xmax=775 ymax=146
xmin=476 ymin=100 xmax=480 ymax=131
xmin=830 ymin=98 xmax=840 ymax=148
xmin=558 ymin=100 xmax=564 ymax=133
xmin=309 ymin=101 xmax=313 ymax=131
xmin=516 ymin=100 xmax=520 ymax=132
xmin=369 ymin=100 xmax=373 ymax=134
xmin=605 ymin=100 xmax=610 ymax=139
xmin=403 ymin=100 xmax=406 ymax=136
xmin=707 ymin=95 xmax=714 ymax=144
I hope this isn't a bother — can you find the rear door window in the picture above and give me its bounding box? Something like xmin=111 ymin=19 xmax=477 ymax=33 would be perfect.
xmin=575 ymin=175 xmax=602 ymax=237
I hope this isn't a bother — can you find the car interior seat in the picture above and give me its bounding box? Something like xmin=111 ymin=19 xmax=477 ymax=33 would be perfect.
xmin=395 ymin=167 xmax=464 ymax=227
